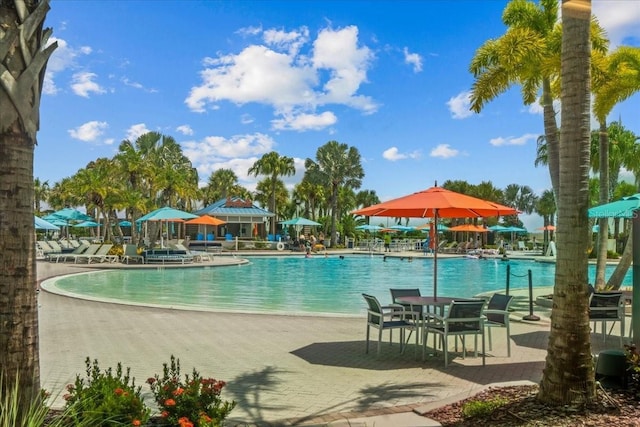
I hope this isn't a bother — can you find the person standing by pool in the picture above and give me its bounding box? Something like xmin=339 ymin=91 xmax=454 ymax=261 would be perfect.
xmin=384 ymin=233 xmax=391 ymax=252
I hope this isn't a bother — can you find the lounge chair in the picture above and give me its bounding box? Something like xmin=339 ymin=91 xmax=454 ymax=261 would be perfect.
xmin=441 ymin=241 xmax=458 ymax=253
xmin=171 ymin=243 xmax=213 ymax=262
xmin=47 ymin=240 xmax=64 ymax=253
xmin=48 ymin=242 xmax=90 ymax=263
xmin=121 ymin=244 xmax=144 ymax=264
xmin=60 ymin=243 xmax=102 ymax=263
xmin=78 ymin=243 xmax=118 ymax=264
xmin=517 ymin=241 xmax=530 ymax=251
xmin=37 ymin=241 xmax=57 ymax=255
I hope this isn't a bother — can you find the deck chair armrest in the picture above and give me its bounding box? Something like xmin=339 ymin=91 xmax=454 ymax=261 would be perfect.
xmin=483 ymin=309 xmax=509 ymax=316
xmin=424 ymin=312 xmax=445 ymax=322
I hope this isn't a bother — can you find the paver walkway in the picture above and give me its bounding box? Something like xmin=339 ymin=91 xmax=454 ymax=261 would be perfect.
xmin=36 ymin=257 xmax=624 ymax=426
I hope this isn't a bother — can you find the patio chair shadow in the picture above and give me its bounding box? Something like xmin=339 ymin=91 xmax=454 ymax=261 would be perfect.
xmin=510 ymin=330 xmax=550 ymax=350
xmin=435 ymin=359 xmax=546 ymax=386
xmin=290 ymin=340 xmax=426 ymax=371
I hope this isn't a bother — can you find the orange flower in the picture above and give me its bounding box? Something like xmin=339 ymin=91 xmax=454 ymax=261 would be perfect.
xmin=178 ymin=417 xmax=194 ymax=427
xmin=114 ymin=388 xmax=124 ymax=395
xmin=173 ymin=387 xmax=184 ymax=396
xmin=132 ymin=420 xmax=141 ymax=426
xmin=164 ymin=398 xmax=176 ymax=406
xmin=161 ymin=411 xmax=169 ymax=418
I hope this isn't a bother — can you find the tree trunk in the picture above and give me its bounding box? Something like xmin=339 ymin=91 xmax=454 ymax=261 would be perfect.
xmin=607 ymin=234 xmax=632 ymax=290
xmin=0 ymin=0 xmax=56 ymax=410
xmin=539 ymin=0 xmax=596 ymax=405
xmin=595 ymin=122 xmax=609 ymax=289
xmin=542 ymin=77 xmax=561 ymax=199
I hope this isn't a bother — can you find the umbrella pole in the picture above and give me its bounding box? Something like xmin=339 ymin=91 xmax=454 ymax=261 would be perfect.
xmin=433 ymin=210 xmax=438 ymax=300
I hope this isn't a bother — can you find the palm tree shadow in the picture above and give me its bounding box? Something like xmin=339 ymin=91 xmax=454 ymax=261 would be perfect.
xmin=225 ymin=365 xmax=290 ymax=423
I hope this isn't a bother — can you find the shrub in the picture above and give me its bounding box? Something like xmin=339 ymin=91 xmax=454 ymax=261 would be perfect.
xmin=461 ymin=397 xmax=508 ymax=418
xmin=147 ymin=355 xmax=235 ymax=427
xmin=625 ymin=344 xmax=640 ymax=397
xmin=62 ymin=357 xmax=149 ymax=426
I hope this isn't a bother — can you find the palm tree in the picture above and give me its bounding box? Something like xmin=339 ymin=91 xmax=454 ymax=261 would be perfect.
xmin=204 ymin=169 xmax=239 ymax=204
xmin=0 ymin=0 xmax=57 ymax=407
xmin=305 ymin=141 xmax=364 ymax=247
xmin=470 ymin=0 xmax=607 ymax=199
xmin=34 ymin=177 xmax=50 ymax=214
xmin=248 ymin=152 xmax=295 ymax=235
xmin=538 ymin=0 xmax=595 ymax=404
xmin=535 ymin=189 xmax=556 ymax=253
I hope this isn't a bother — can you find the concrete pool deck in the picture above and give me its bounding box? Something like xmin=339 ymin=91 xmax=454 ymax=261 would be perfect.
xmin=36 ymin=253 xmax=626 ymax=426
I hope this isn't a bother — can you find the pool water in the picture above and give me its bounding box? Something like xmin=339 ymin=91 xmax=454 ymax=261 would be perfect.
xmin=44 ymin=256 xmax=633 ymax=316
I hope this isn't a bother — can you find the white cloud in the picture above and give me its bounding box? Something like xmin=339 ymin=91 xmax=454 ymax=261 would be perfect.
xmin=593 ymin=1 xmax=640 ymax=47
xmin=68 ymin=121 xmax=108 ymax=142
xmin=43 ymin=37 xmax=92 ymax=95
xmin=271 ymin=111 xmax=337 ymax=131
xmin=403 ymin=47 xmax=423 ymax=73
xmin=489 ymin=133 xmax=538 ymax=147
xmin=446 ymin=91 xmax=474 ymax=119
xmin=430 ymin=144 xmax=459 ymax=158
xmin=121 ymin=77 xmax=158 ymax=93
xmin=182 ymin=133 xmax=276 ymax=166
xmin=176 ymin=125 xmax=194 ymax=136
xmin=71 ymin=72 xmax=106 ymax=98
xmin=185 ymin=25 xmax=378 ymax=131
xmin=382 ymin=146 xmax=421 ymax=161
xmin=126 ymin=123 xmax=151 ymax=141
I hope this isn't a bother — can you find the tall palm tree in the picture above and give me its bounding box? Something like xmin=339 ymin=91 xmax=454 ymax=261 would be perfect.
xmin=538 ymin=0 xmax=595 ymax=405
xmin=535 ymin=189 xmax=556 ymax=253
xmin=248 ymin=152 xmax=295 ymax=235
xmin=305 ymin=141 xmax=364 ymax=247
xmin=33 ymin=177 xmax=50 ymax=214
xmin=470 ymin=0 xmax=607 ymax=199
xmin=0 ymin=0 xmax=57 ymax=407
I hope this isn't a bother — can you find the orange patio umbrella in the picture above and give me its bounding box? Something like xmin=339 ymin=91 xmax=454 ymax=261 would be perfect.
xmin=448 ymin=224 xmax=489 ymax=233
xmin=185 ymin=215 xmax=226 ymax=240
xmin=353 ymin=185 xmax=518 ymax=299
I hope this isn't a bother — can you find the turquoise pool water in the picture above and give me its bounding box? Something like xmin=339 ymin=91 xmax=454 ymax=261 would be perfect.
xmin=44 ymin=256 xmax=633 ymax=316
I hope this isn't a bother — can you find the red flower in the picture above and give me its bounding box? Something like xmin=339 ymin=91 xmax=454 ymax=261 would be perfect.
xmin=178 ymin=417 xmax=194 ymax=427
xmin=146 ymin=377 xmax=156 ymax=385
xmin=173 ymin=387 xmax=184 ymax=396
xmin=161 ymin=411 xmax=169 ymax=418
xmin=114 ymin=388 xmax=124 ymax=396
xmin=164 ymin=398 xmax=176 ymax=406
xmin=132 ymin=420 xmax=141 ymax=426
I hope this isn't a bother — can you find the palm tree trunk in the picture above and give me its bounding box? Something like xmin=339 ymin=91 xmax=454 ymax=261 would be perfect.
xmin=542 ymin=77 xmax=561 ymax=198
xmin=539 ymin=0 xmax=596 ymax=404
xmin=607 ymin=234 xmax=632 ymax=290
xmin=595 ymin=122 xmax=609 ymax=289
xmin=0 ymin=0 xmax=56 ymax=409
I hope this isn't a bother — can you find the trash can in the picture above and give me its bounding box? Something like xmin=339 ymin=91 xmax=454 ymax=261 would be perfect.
xmin=595 ymin=349 xmax=627 ymax=387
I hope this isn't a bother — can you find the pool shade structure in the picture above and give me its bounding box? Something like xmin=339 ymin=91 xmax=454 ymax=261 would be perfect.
xmin=352 ymin=185 xmax=518 ymax=299
xmin=279 ymin=217 xmax=321 ymax=226
xmin=589 ymin=193 xmax=640 ymax=342
xmin=137 ymin=207 xmax=199 ymax=247
xmin=43 ymin=208 xmax=94 ymax=237
xmin=73 ymin=220 xmax=100 ymax=228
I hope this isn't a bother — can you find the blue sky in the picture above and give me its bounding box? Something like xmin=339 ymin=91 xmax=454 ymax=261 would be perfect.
xmin=38 ymin=1 xmax=640 ymax=230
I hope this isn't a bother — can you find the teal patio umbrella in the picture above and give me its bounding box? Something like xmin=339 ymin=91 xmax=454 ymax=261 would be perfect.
xmin=35 ymin=216 xmax=60 ymax=231
xmin=136 ymin=207 xmax=198 ymax=247
xmin=589 ymin=193 xmax=640 ymax=341
xmin=73 ymin=220 xmax=100 ymax=228
xmin=279 ymin=217 xmax=321 ymax=226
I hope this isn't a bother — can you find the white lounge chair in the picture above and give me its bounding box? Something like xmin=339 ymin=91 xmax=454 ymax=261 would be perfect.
xmin=48 ymin=242 xmax=90 ymax=263
xmin=60 ymin=243 xmax=102 ymax=263
xmin=122 ymin=244 xmax=144 ymax=264
xmin=78 ymin=244 xmax=118 ymax=264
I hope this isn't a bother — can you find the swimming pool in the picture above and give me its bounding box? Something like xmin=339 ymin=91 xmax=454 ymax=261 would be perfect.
xmin=42 ymin=256 xmax=633 ymax=316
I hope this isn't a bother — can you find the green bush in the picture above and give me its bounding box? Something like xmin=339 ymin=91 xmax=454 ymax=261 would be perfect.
xmin=461 ymin=397 xmax=508 ymax=418
xmin=147 ymin=355 xmax=235 ymax=427
xmin=62 ymin=357 xmax=149 ymax=426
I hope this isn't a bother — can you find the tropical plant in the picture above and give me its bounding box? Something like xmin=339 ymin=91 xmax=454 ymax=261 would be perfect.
xmin=0 ymin=0 xmax=57 ymax=412
xmin=538 ymin=0 xmax=595 ymax=405
xmin=62 ymin=357 xmax=150 ymax=426
xmin=147 ymin=355 xmax=235 ymax=427
xmin=248 ymin=152 xmax=295 ymax=235
xmin=305 ymin=141 xmax=364 ymax=247
xmin=203 ymin=169 xmax=239 ymax=205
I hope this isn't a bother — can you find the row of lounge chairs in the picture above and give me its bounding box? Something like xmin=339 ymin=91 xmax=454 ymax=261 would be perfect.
xmin=38 ymin=240 xmax=217 ymax=265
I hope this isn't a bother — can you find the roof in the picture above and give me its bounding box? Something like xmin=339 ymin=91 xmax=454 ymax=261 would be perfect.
xmin=195 ymin=197 xmax=275 ymax=218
